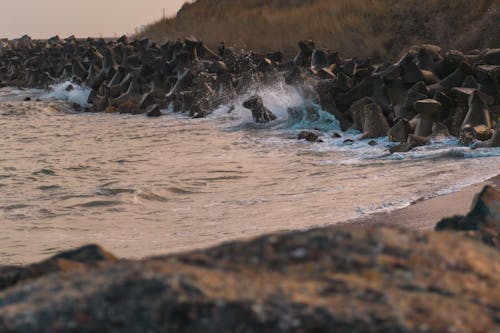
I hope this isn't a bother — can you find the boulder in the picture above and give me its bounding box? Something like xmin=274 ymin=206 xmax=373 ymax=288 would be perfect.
xmin=416 ymin=44 xmax=442 ymax=70
xmin=473 ymin=124 xmax=493 ymax=141
xmin=491 ymin=119 xmax=500 ymax=147
xmin=293 ymin=40 xmax=315 ymax=67
xmin=429 ymin=122 xmax=451 ymax=139
xmin=146 ymin=104 xmax=162 ymax=117
xmin=348 ymin=97 xmax=372 ymax=131
xmin=117 ymin=101 xmax=141 ymax=114
xmin=298 ymin=131 xmax=323 ymax=142
xmin=482 ymin=48 xmax=500 ymax=65
xmin=436 ymin=185 xmax=500 ymax=246
xmin=389 ymin=134 xmax=429 ymax=154
xmin=360 ymin=101 xmax=390 ymax=139
xmin=429 ymin=62 xmax=474 ymax=94
xmin=343 ymin=139 xmax=355 ymax=145
xmin=0 ymin=245 xmax=116 ymax=291
xmin=462 ymin=75 xmax=478 ymax=89
xmin=413 ymin=99 xmax=441 ymax=137
xmin=2 ymin=226 xmax=500 ymax=333
xmin=242 ymin=95 xmax=277 ymax=123
xmin=387 ymin=118 xmax=412 ymax=143
xmin=450 ymin=87 xmax=475 ymax=136
xmin=461 ymin=90 xmax=492 ymax=130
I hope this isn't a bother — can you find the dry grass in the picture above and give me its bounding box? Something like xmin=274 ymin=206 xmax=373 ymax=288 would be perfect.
xmin=139 ymin=0 xmax=500 ymax=60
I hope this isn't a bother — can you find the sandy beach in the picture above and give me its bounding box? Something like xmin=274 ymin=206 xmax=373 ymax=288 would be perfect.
xmin=345 ymin=174 xmax=500 ymax=230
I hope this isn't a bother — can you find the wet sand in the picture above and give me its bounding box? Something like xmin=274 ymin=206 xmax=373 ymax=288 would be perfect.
xmin=344 ymin=174 xmax=500 ymax=230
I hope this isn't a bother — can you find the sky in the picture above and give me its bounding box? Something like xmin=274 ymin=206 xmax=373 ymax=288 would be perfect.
xmin=0 ymin=0 xmax=187 ymax=39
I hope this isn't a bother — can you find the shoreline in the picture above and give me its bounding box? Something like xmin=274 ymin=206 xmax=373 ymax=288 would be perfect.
xmin=342 ymin=174 xmax=500 ymax=230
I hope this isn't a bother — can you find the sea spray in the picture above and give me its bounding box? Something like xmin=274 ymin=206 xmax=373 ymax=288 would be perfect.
xmin=211 ymin=80 xmax=340 ymax=131
xmin=42 ymin=81 xmax=92 ymax=108
xmin=211 ymin=80 xmax=304 ymax=121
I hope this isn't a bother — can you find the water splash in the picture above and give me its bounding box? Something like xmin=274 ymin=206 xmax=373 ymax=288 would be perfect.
xmin=212 ymin=81 xmax=305 ymax=122
xmin=42 ymin=81 xmax=92 ymax=107
xmin=208 ymin=79 xmax=500 ymax=165
xmin=211 ymin=80 xmax=340 ymax=132
xmin=285 ymin=101 xmax=340 ymax=132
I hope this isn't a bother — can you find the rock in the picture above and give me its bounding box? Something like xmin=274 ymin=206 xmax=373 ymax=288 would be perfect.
xmin=189 ymin=103 xmax=207 ymax=118
xmin=413 ymin=99 xmax=441 ymax=137
xmin=72 ymin=103 xmax=82 ymax=111
xmin=343 ymin=139 xmax=355 ymax=145
xmin=398 ymin=52 xmax=424 ymax=84
xmin=298 ymin=131 xmax=322 ymax=142
xmin=138 ymin=92 xmax=156 ymax=110
xmin=436 ymin=185 xmax=500 ymax=246
xmin=348 ymin=96 xmax=372 ymax=131
xmin=2 ymin=226 xmax=500 ymax=332
xmin=310 ymin=49 xmax=328 ymax=74
xmin=332 ymin=132 xmax=342 ymax=138
xmin=0 ymin=244 xmax=116 ymax=291
xmin=429 ymin=62 xmax=474 ymax=94
xmin=389 ymin=143 xmax=408 ymax=154
xmin=335 ymin=77 xmax=373 ymax=113
xmin=146 ymin=104 xmax=162 ymax=117
xmin=473 ymin=124 xmax=493 ymax=141
xmin=491 ymin=119 xmax=500 ymax=147
xmin=105 ymin=105 xmax=118 ymax=113
xmin=482 ymin=48 xmax=500 ymax=65
xmin=394 ymin=85 xmax=428 ymax=120
xmin=293 ymin=40 xmax=315 ymax=67
xmin=429 ymin=122 xmax=451 ymax=139
xmin=471 ymin=140 xmax=492 ymax=149
xmin=360 ymin=100 xmax=390 ymax=139
xmin=242 ymin=95 xmax=277 ymax=123
xmin=416 ymin=44 xmax=442 ymax=70
xmin=23 ymin=96 xmax=31 ymax=101
xmin=462 ymin=75 xmax=478 ymax=89
xmin=368 ymin=140 xmax=377 ymax=146
xmin=449 ymin=87 xmax=474 ymax=136
xmin=389 ymin=134 xmax=429 ymax=154
xmin=461 ymin=90 xmax=492 ymax=130
xmin=387 ymin=118 xmax=412 ymax=143
xmin=460 ymin=125 xmax=477 ymax=146
xmin=420 ymin=69 xmax=439 ymax=84
xmin=117 ymin=101 xmax=141 ymax=114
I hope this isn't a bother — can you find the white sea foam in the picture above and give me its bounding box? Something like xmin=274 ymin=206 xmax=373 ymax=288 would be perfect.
xmin=42 ymin=81 xmax=92 ymax=108
xmin=212 ymin=81 xmax=500 ymax=165
xmin=212 ymin=81 xmax=308 ymax=120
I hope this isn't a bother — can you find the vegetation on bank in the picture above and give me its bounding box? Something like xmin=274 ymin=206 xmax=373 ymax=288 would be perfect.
xmin=138 ymin=0 xmax=500 ymax=60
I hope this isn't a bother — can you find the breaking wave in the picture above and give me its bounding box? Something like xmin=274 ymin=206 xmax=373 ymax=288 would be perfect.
xmin=42 ymin=81 xmax=92 ymax=107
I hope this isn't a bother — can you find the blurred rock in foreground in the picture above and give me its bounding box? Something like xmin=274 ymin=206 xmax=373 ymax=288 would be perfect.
xmin=437 ymin=185 xmax=500 ymax=246
xmin=0 ymin=186 xmax=500 ymax=333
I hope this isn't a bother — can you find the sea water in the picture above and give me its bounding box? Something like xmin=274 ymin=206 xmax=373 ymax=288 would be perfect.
xmin=1 ymin=82 xmax=499 ymax=264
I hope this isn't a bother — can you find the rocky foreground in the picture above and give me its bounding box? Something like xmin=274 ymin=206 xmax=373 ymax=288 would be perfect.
xmin=1 ymin=35 xmax=499 ymax=152
xmin=0 ymin=186 xmax=499 ymax=332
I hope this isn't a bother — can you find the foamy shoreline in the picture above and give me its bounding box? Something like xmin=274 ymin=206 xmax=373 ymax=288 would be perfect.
xmin=343 ymin=174 xmax=500 ymax=230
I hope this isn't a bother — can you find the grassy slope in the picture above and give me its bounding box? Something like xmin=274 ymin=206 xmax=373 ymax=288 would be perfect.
xmin=139 ymin=0 xmax=500 ymax=60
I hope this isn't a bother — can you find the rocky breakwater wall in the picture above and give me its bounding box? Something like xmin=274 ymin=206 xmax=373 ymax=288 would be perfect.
xmin=0 ymin=34 xmax=284 ymax=118
xmin=1 ymin=35 xmax=499 ymax=152
xmin=288 ymin=41 xmax=500 ymax=151
xmin=0 ymin=185 xmax=500 ymax=332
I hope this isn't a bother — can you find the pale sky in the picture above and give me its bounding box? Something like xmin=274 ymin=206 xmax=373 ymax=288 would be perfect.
xmin=0 ymin=0 xmax=187 ymax=39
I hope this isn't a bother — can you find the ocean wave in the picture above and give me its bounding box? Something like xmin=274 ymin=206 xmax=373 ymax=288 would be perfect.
xmin=42 ymin=81 xmax=92 ymax=107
